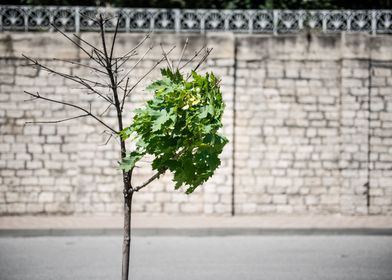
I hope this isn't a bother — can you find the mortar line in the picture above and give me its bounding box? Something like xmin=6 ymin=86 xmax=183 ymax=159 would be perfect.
xmin=366 ymin=58 xmax=372 ymax=212
xmin=231 ymin=36 xmax=238 ymax=216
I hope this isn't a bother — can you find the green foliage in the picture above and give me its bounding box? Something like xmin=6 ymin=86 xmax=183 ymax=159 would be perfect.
xmin=120 ymin=68 xmax=228 ymax=194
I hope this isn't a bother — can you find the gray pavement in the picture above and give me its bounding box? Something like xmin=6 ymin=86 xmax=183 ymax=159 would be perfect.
xmin=1 ymin=235 xmax=392 ymax=280
xmin=1 ymin=215 xmax=392 ymax=233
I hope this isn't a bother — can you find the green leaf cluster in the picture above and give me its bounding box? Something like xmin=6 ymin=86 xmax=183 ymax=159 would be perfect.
xmin=120 ymin=68 xmax=228 ymax=194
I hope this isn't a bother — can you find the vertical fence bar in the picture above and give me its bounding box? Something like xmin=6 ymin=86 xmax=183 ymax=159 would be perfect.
xmin=322 ymin=10 xmax=327 ymax=32
xmin=371 ymin=10 xmax=377 ymax=35
xmin=248 ymin=10 xmax=253 ymax=34
xmin=75 ymin=6 xmax=80 ymax=33
xmin=200 ymin=9 xmax=205 ymax=34
xmin=24 ymin=6 xmax=28 ymax=32
xmin=298 ymin=10 xmax=304 ymax=31
xmin=49 ymin=7 xmax=54 ymax=32
xmin=174 ymin=9 xmax=180 ymax=33
xmin=125 ymin=8 xmax=130 ymax=33
xmin=150 ymin=9 xmax=155 ymax=31
xmin=346 ymin=10 xmax=351 ymax=32
xmin=273 ymin=10 xmax=278 ymax=35
xmin=224 ymin=10 xmax=230 ymax=31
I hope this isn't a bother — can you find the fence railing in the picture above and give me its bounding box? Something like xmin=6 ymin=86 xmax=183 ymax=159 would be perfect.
xmin=1 ymin=6 xmax=392 ymax=34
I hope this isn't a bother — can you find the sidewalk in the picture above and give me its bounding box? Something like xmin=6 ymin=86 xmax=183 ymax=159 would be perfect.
xmin=1 ymin=214 xmax=392 ymax=236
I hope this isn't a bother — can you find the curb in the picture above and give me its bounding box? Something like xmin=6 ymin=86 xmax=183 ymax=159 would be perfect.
xmin=1 ymin=227 xmax=392 ymax=237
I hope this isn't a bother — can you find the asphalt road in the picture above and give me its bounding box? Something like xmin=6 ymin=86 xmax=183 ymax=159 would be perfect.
xmin=0 ymin=235 xmax=391 ymax=280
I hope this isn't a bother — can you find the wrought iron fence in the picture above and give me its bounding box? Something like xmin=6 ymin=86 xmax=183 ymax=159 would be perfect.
xmin=1 ymin=6 xmax=392 ymax=34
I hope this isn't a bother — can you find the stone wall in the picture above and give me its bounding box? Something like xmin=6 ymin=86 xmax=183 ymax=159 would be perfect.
xmin=0 ymin=31 xmax=391 ymax=216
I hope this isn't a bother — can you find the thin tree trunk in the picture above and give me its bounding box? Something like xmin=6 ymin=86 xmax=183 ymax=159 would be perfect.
xmin=122 ymin=189 xmax=133 ymax=280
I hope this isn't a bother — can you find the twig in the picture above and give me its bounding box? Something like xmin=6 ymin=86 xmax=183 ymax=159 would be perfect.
xmin=25 ymin=114 xmax=89 ymax=125
xmin=99 ymin=14 xmax=110 ymax=66
xmin=115 ymin=32 xmax=152 ymax=70
xmin=23 ymin=55 xmax=114 ymax=104
xmin=121 ymin=46 xmax=176 ymax=106
xmin=24 ymin=55 xmax=107 ymax=85
xmin=49 ymin=58 xmax=107 ymax=75
xmin=117 ymin=46 xmax=153 ymax=87
xmin=116 ymin=51 xmax=138 ymax=70
xmin=193 ymin=48 xmax=213 ymax=72
xmin=120 ymin=77 xmax=130 ymax=112
xmin=99 ymin=103 xmax=113 ymax=116
xmin=72 ymin=32 xmax=105 ymax=56
xmin=117 ymin=31 xmax=151 ymax=61
xmin=176 ymin=38 xmax=188 ymax=70
xmin=185 ymin=48 xmax=213 ymax=81
xmin=133 ymin=169 xmax=166 ymax=192
xmin=109 ymin=17 xmax=121 ymax=63
xmin=24 ymin=91 xmax=117 ymax=134
xmin=99 ymin=133 xmax=114 ymax=146
xmin=160 ymin=43 xmax=173 ymax=71
xmin=51 ymin=23 xmax=106 ymax=68
xmin=179 ymin=45 xmax=206 ymax=70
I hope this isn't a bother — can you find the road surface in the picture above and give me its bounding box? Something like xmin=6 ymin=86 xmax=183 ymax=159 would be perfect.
xmin=0 ymin=235 xmax=391 ymax=280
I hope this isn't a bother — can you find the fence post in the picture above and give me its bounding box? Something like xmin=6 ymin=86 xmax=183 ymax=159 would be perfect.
xmin=125 ymin=8 xmax=130 ymax=32
xmin=200 ymin=9 xmax=205 ymax=34
xmin=248 ymin=10 xmax=253 ymax=34
xmin=49 ymin=7 xmax=54 ymax=32
xmin=371 ymin=10 xmax=377 ymax=35
xmin=273 ymin=10 xmax=278 ymax=35
xmin=346 ymin=10 xmax=351 ymax=32
xmin=24 ymin=6 xmax=28 ymax=32
xmin=74 ymin=6 xmax=80 ymax=33
xmin=322 ymin=10 xmax=327 ymax=32
xmin=224 ymin=10 xmax=230 ymax=31
xmin=174 ymin=9 xmax=180 ymax=33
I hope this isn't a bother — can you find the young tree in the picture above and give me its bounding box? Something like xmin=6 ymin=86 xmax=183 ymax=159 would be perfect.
xmin=23 ymin=14 xmax=227 ymax=280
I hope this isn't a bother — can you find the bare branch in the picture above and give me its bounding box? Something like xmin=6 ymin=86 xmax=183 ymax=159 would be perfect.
xmin=131 ymin=147 xmax=187 ymax=193
xmin=114 ymin=31 xmax=152 ymax=70
xmin=49 ymin=58 xmax=107 ymax=75
xmin=117 ymin=45 xmax=153 ymax=87
xmin=51 ymin=23 xmax=106 ymax=68
xmin=74 ymin=75 xmax=109 ymax=88
xmin=109 ymin=17 xmax=121 ymax=63
xmin=99 ymin=133 xmax=114 ymax=146
xmin=24 ymin=91 xmax=118 ymax=134
xmin=176 ymin=37 xmax=189 ymax=70
xmin=25 ymin=114 xmax=89 ymax=125
xmin=193 ymin=47 xmax=213 ymax=73
xmin=99 ymin=14 xmax=110 ymax=67
xmin=99 ymin=103 xmax=113 ymax=117
xmin=93 ymin=48 xmax=108 ymax=68
xmin=72 ymin=32 xmax=105 ymax=56
xmin=122 ymin=46 xmax=176 ymax=104
xmin=160 ymin=43 xmax=173 ymax=71
xmin=120 ymin=77 xmax=130 ymax=112
xmin=179 ymin=45 xmax=206 ymax=70
xmin=117 ymin=31 xmax=151 ymax=61
xmin=116 ymin=51 xmax=138 ymax=70
xmin=23 ymin=55 xmax=114 ymax=104
xmin=133 ymin=169 xmax=166 ymax=192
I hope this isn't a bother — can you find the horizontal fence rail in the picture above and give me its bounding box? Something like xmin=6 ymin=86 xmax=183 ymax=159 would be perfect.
xmin=0 ymin=6 xmax=392 ymax=34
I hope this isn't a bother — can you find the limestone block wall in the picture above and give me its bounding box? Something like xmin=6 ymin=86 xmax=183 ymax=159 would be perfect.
xmin=0 ymin=31 xmax=391 ymax=215
xmin=234 ymin=33 xmax=392 ymax=215
xmin=0 ymin=33 xmax=234 ymax=215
